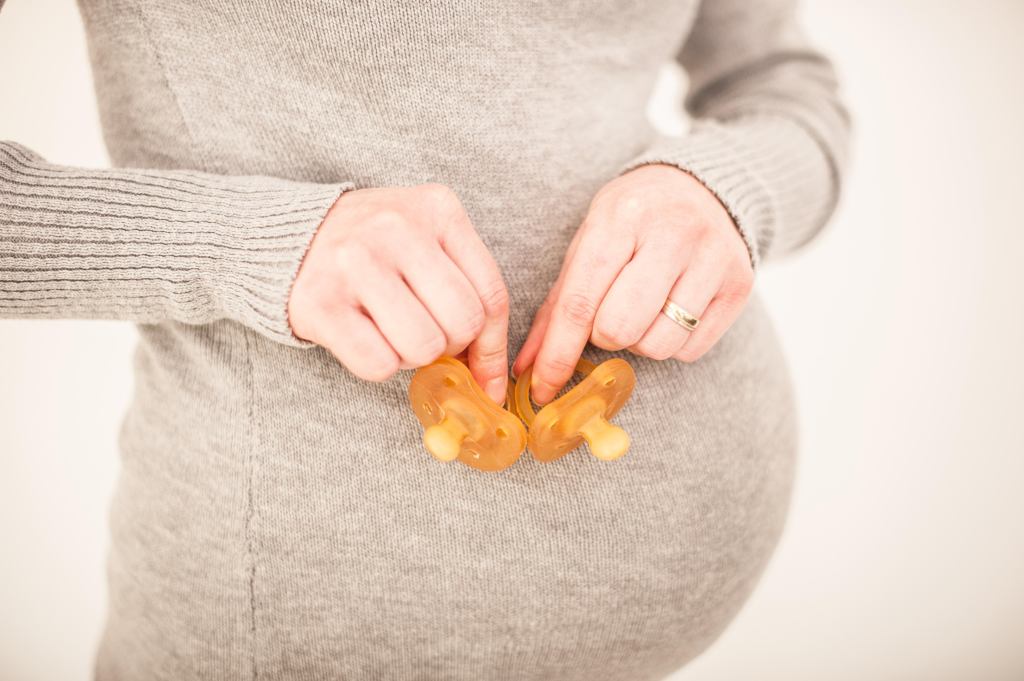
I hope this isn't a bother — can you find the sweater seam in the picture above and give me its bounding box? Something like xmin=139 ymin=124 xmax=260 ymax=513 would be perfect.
xmin=131 ymin=4 xmax=212 ymax=175
xmin=242 ymin=328 xmax=260 ymax=681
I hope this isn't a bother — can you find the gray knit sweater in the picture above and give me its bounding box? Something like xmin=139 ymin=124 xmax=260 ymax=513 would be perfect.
xmin=0 ymin=1 xmax=848 ymax=680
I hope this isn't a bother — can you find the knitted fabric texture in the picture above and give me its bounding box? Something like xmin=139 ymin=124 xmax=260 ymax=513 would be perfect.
xmin=0 ymin=1 xmax=847 ymax=679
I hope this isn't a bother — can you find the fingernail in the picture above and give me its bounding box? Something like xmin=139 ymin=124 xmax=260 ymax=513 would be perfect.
xmin=485 ymin=377 xmax=506 ymax=405
xmin=531 ymin=377 xmax=554 ymax=405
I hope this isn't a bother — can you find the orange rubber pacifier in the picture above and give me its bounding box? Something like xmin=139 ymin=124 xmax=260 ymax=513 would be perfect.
xmin=513 ymin=358 xmax=636 ymax=463
xmin=408 ymin=357 xmax=527 ymax=472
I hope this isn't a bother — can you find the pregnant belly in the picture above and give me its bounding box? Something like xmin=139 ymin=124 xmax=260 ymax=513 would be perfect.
xmin=99 ymin=293 xmax=795 ymax=681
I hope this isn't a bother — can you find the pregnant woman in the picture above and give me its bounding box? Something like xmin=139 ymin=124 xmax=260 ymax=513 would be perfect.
xmin=0 ymin=1 xmax=848 ymax=679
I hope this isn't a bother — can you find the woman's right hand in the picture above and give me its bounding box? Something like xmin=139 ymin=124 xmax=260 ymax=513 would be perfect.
xmin=288 ymin=184 xmax=510 ymax=403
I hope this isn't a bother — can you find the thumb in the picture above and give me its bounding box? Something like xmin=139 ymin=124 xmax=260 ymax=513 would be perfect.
xmin=512 ymin=227 xmax=584 ymax=378
xmin=512 ymin=292 xmax=555 ymax=378
xmin=466 ymin=300 xmax=509 ymax=405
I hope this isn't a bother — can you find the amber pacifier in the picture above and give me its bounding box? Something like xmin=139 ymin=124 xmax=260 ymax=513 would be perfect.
xmin=408 ymin=357 xmax=527 ymax=472
xmin=513 ymin=358 xmax=636 ymax=462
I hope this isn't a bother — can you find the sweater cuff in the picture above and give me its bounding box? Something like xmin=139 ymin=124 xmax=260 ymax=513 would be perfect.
xmin=620 ymin=122 xmax=774 ymax=269
xmin=213 ymin=179 xmax=351 ymax=347
xmin=0 ymin=142 xmax=350 ymax=345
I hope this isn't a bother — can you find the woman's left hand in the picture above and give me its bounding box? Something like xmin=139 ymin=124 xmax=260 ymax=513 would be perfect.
xmin=513 ymin=163 xmax=754 ymax=404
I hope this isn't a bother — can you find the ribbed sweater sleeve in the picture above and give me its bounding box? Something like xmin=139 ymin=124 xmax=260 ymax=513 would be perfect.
xmin=623 ymin=0 xmax=851 ymax=267
xmin=0 ymin=142 xmax=350 ymax=344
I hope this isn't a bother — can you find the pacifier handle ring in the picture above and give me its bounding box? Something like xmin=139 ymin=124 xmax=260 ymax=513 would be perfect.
xmin=513 ymin=358 xmax=597 ymax=426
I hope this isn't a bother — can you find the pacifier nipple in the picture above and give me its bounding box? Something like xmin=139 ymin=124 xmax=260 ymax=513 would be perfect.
xmin=579 ymin=417 xmax=630 ymax=461
xmin=423 ymin=417 xmax=467 ymax=462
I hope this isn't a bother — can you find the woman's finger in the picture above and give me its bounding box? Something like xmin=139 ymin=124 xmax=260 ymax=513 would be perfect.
xmin=512 ymin=288 xmax=555 ymax=379
xmin=674 ymin=275 xmax=752 ymax=363
xmin=358 ymin=262 xmax=447 ymax=367
xmin=440 ymin=217 xmax=510 ymax=404
xmin=591 ymin=234 xmax=688 ymax=351
xmin=317 ymin=305 xmax=401 ymax=382
xmin=632 ymin=254 xmax=722 ymax=361
xmin=532 ymin=219 xmax=635 ymax=404
xmin=512 ymin=228 xmax=584 ymax=378
xmin=399 ymin=241 xmax=484 ymax=356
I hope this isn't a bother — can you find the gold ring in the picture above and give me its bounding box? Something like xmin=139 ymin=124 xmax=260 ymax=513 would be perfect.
xmin=662 ymin=299 xmax=700 ymax=332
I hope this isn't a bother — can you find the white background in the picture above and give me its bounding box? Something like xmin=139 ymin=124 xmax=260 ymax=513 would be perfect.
xmin=2 ymin=1 xmax=1023 ymax=679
